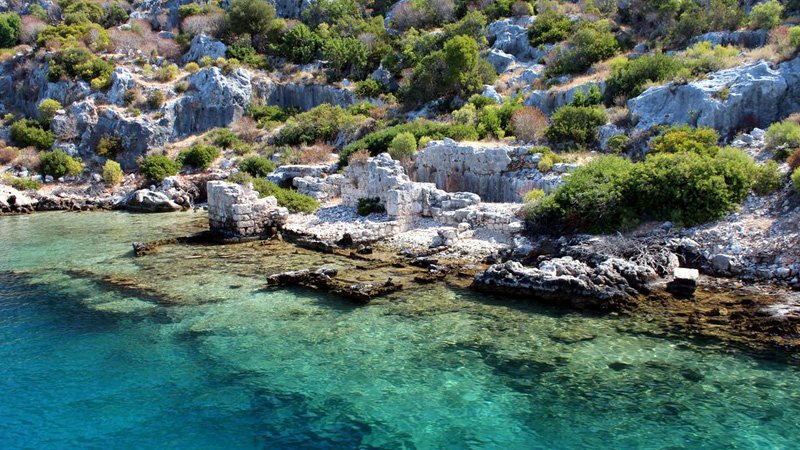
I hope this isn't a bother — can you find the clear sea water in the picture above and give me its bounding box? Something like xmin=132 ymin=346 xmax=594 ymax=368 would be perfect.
xmin=1 ymin=211 xmax=800 ymax=449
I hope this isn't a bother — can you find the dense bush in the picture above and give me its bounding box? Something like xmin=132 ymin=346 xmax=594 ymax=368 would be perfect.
xmin=529 ymin=156 xmax=637 ymax=232
xmin=545 ymin=106 xmax=606 ymax=149
xmin=649 ymin=126 xmax=720 ymax=156
xmin=247 ymin=105 xmax=292 ymax=128
xmin=388 ymin=131 xmax=417 ymax=160
xmin=96 ymin=136 xmax=123 ymax=157
xmin=39 ymin=150 xmax=83 ymax=178
xmin=0 ymin=12 xmax=21 ymax=48
xmin=752 ymin=160 xmax=783 ymax=195
xmin=529 ymin=148 xmax=758 ymax=232
xmin=605 ymin=53 xmax=681 ymax=102
xmin=178 ymin=144 xmax=220 ymax=169
xmin=10 ymin=119 xmax=55 ymax=150
xmin=341 ymin=119 xmax=478 ymax=164
xmin=37 ymin=99 xmax=62 ymax=125
xmin=355 ymin=79 xmax=385 ymax=98
xmin=238 ymin=155 xmax=276 ymax=177
xmin=765 ymin=120 xmax=800 ymax=158
xmin=527 ymin=9 xmax=572 ymax=47
xmin=227 ymin=0 xmax=276 ymax=35
xmin=748 ymin=0 xmax=783 ymax=30
xmin=209 ymin=128 xmax=241 ymax=148
xmin=138 ymin=155 xmax=180 ymax=181
xmin=277 ymin=23 xmax=321 ymax=64
xmin=11 ymin=177 xmax=42 ymax=191
xmin=357 ymin=197 xmax=385 ymax=216
xmin=606 ymin=134 xmax=630 ymax=154
xmin=102 ymin=160 xmax=123 ymax=185
xmin=154 ymin=64 xmax=179 ymax=82
xmin=404 ymin=35 xmax=495 ymax=104
xmin=0 ymin=145 xmax=19 ymax=164
xmin=276 ymin=104 xmax=366 ymax=146
xmin=793 ymin=168 xmax=800 ymax=193
xmin=251 ymin=178 xmax=319 ymax=213
xmin=147 ymin=90 xmax=165 ymax=109
xmin=545 ymin=21 xmax=619 ymax=77
xmin=47 ymin=46 xmax=114 ymax=89
xmin=37 ymin=23 xmax=111 ymax=51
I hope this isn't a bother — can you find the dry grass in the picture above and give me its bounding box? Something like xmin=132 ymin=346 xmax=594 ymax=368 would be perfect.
xmin=298 ymin=143 xmax=335 ymax=165
xmin=14 ymin=147 xmax=40 ymax=171
xmin=511 ymin=106 xmax=548 ymax=143
xmin=0 ymin=144 xmax=19 ymax=165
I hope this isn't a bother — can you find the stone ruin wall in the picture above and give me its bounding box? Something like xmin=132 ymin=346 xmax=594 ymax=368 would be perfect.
xmin=207 ymin=181 xmax=288 ymax=239
xmin=413 ymin=139 xmax=565 ymax=203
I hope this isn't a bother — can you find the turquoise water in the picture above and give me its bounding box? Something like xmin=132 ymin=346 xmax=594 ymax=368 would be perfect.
xmin=1 ymin=212 xmax=800 ymax=449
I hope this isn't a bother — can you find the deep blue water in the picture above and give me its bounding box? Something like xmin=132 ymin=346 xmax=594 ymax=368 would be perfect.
xmin=1 ymin=211 xmax=800 ymax=449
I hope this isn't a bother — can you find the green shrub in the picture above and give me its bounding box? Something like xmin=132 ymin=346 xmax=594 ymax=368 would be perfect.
xmin=210 ymin=128 xmax=242 ymax=148
xmin=523 ymin=188 xmax=545 ymax=203
xmin=178 ymin=144 xmax=220 ymax=169
xmin=528 ymin=9 xmax=572 ymax=47
xmin=277 ymin=22 xmax=321 ymax=64
xmin=154 ymin=64 xmax=179 ymax=82
xmin=545 ymin=106 xmax=607 ymax=149
xmin=790 ymin=26 xmax=800 ymax=48
xmin=147 ymin=91 xmax=165 ymax=109
xmin=0 ymin=12 xmax=21 ymax=48
xmin=138 ymin=155 xmax=180 ymax=181
xmin=37 ymin=23 xmax=110 ymax=51
xmin=570 ymin=85 xmax=603 ymax=107
xmin=357 ymin=197 xmax=385 ymax=216
xmin=752 ymin=160 xmax=783 ymax=195
xmin=748 ymin=0 xmax=783 ymax=30
xmin=37 ymin=99 xmax=62 ymax=125
xmin=606 ymin=134 xmax=630 ymax=154
xmin=631 ymin=148 xmax=755 ymax=225
xmin=238 ymin=155 xmax=276 ymax=177
xmin=388 ymin=132 xmax=417 ymax=160
xmin=102 ymin=160 xmax=123 ymax=186
xmin=765 ymin=120 xmax=800 ymax=158
xmin=184 ymin=61 xmax=200 ymax=74
xmin=227 ymin=0 xmax=276 ymax=36
xmin=47 ymin=46 xmax=114 ymax=88
xmin=793 ymin=168 xmax=800 ymax=193
xmin=96 ymin=136 xmax=123 ymax=157
xmin=178 ymin=3 xmax=210 ymax=18
xmin=247 ymin=105 xmax=291 ymax=128
xmin=341 ymin=119 xmax=479 ymax=164
xmin=355 ymin=79 xmax=385 ymax=98
xmin=606 ymin=53 xmax=681 ymax=101
xmin=11 ymin=177 xmax=42 ymax=191
xmin=537 ymin=153 xmax=555 ymax=172
xmin=251 ymin=178 xmax=319 ymax=213
xmin=545 ymin=21 xmax=619 ymax=77
xmin=39 ymin=150 xmax=83 ymax=178
xmin=529 ymin=156 xmax=636 ymax=232
xmin=276 ymin=104 xmax=367 ymax=146
xmin=10 ymin=119 xmax=55 ymax=150
xmin=649 ymin=126 xmax=720 ymax=156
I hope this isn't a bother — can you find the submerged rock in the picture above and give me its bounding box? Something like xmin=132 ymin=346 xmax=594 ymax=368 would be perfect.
xmin=266 ymin=268 xmax=401 ymax=303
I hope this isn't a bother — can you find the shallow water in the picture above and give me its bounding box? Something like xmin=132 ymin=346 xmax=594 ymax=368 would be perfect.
xmin=1 ymin=211 xmax=799 ymax=449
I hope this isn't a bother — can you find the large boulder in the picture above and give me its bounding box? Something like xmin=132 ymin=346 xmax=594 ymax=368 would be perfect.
xmin=106 ymin=67 xmax=137 ymax=106
xmin=524 ymin=81 xmax=606 ymax=115
xmin=486 ymin=17 xmax=539 ymax=61
xmin=254 ymin=78 xmax=356 ymax=111
xmin=118 ymin=189 xmax=183 ymax=213
xmin=629 ymin=57 xmax=800 ymax=138
xmin=181 ymin=34 xmax=227 ymax=64
xmin=689 ymin=30 xmax=769 ymax=49
xmin=91 ymin=108 xmax=172 ymax=170
xmin=172 ymin=67 xmax=252 ymax=137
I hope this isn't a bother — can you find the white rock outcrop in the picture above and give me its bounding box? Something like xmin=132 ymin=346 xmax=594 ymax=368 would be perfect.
xmin=629 ymin=56 xmax=800 ymax=138
xmin=181 ymin=34 xmax=227 ymax=64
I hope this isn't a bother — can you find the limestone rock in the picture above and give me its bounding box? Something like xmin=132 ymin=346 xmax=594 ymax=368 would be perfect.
xmin=629 ymin=56 xmax=800 ymax=138
xmin=254 ymin=78 xmax=356 ymax=111
xmin=182 ymin=34 xmax=227 ymax=65
xmin=119 ymin=189 xmax=183 ymax=213
xmin=524 ymin=81 xmax=606 ymax=115
xmin=487 ymin=17 xmax=539 ymax=61
xmin=172 ymin=67 xmax=252 ymax=137
xmin=107 ymin=67 xmax=137 ymax=106
xmin=487 ymin=49 xmax=516 ymax=73
xmin=690 ymin=30 xmax=768 ymax=49
xmin=481 ymin=85 xmax=502 ymax=103
xmin=370 ymin=65 xmax=398 ymax=91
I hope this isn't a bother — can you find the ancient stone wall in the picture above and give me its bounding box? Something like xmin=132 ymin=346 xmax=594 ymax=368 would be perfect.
xmin=413 ymin=139 xmax=565 ymax=202
xmin=207 ymin=181 xmax=288 ymax=239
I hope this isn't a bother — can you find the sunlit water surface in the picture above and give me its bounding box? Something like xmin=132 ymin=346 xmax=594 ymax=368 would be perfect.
xmin=1 ymin=211 xmax=799 ymax=449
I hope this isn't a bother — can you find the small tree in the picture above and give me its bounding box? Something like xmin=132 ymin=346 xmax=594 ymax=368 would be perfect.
xmin=545 ymin=106 xmax=607 ymax=149
xmin=102 ymin=160 xmax=123 ymax=185
xmin=138 ymin=155 xmax=180 ymax=181
xmin=749 ymin=0 xmax=783 ymax=30
xmin=389 ymin=132 xmax=417 ymax=160
xmin=39 ymin=150 xmax=83 ymax=178
xmin=239 ymin=155 xmax=276 ymax=177
xmin=38 ymin=99 xmax=62 ymax=125
xmin=0 ymin=12 xmax=21 ymax=48
xmin=227 ymin=0 xmax=276 ymax=36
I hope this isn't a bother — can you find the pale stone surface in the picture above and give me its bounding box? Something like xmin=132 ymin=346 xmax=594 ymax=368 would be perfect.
xmin=182 ymin=35 xmax=227 ymax=64
xmin=629 ymin=56 xmax=800 ymax=138
xmin=524 ymin=81 xmax=606 ymax=115
xmin=207 ymin=181 xmax=288 ymax=239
